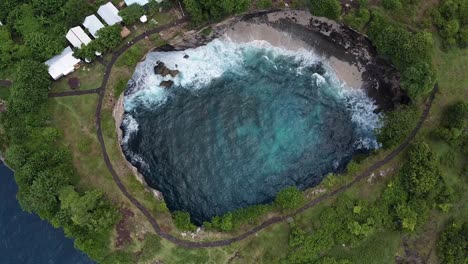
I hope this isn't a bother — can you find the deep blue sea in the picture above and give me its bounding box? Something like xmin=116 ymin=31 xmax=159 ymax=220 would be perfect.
xmin=0 ymin=161 xmax=93 ymax=264
xmin=121 ymin=39 xmax=381 ymax=224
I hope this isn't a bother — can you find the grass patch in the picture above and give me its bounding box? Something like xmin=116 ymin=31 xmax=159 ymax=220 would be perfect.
xmin=114 ymin=78 xmax=130 ymax=99
xmin=116 ymin=45 xmax=146 ymax=68
xmin=0 ymin=87 xmax=10 ymax=101
xmin=50 ymin=63 xmax=105 ymax=93
xmin=326 ymin=230 xmax=401 ymax=264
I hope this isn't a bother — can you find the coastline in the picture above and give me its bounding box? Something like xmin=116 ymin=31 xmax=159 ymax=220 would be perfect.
xmin=114 ymin=10 xmax=408 ymax=219
xmin=113 ymin=94 xmax=164 ymax=200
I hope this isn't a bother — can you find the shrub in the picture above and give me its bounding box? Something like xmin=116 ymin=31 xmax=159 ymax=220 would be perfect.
xmin=382 ymin=0 xmax=401 ymax=10
xmin=274 ymin=186 xmax=305 ymax=211
xmin=437 ymin=220 xmax=468 ymax=264
xmin=172 ymin=211 xmax=196 ymax=231
xmin=377 ymin=105 xmax=419 ymax=149
xmin=344 ymin=8 xmax=370 ymax=30
xmin=139 ymin=234 xmax=162 ymax=262
xmin=119 ymin=3 xmax=145 ymax=25
xmin=309 ymin=0 xmax=342 ymax=19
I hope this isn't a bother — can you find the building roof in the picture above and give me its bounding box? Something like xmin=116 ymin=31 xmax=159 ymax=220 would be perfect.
xmin=45 ymin=47 xmax=81 ymax=80
xmin=97 ymin=2 xmax=123 ymax=26
xmin=124 ymin=0 xmax=149 ymax=5
xmin=66 ymin=26 xmax=92 ymax=48
xmin=83 ymin=15 xmax=105 ymax=38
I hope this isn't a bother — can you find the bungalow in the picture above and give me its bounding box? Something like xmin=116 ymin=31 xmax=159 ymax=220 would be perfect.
xmin=97 ymin=2 xmax=123 ymax=26
xmin=83 ymin=15 xmax=105 ymax=38
xmin=45 ymin=47 xmax=81 ymax=80
xmin=66 ymin=26 xmax=92 ymax=48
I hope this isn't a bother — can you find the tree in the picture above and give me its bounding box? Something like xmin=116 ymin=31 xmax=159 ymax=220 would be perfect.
xmin=172 ymin=211 xmax=196 ymax=231
xmin=401 ymin=142 xmax=439 ymax=197
xmin=63 ymin=0 xmax=93 ymax=27
xmin=309 ymin=0 xmax=342 ymax=20
xmin=437 ymin=220 xmax=468 ymax=264
xmin=8 ymin=4 xmax=43 ymax=36
xmin=95 ymin=25 xmax=122 ymax=51
xmin=8 ymin=60 xmax=50 ymax=115
xmin=377 ymin=106 xmax=418 ymax=149
xmin=184 ymin=0 xmax=250 ymax=25
xmin=382 ymin=0 xmax=401 ymax=10
xmin=395 ymin=204 xmax=417 ymax=231
xmin=0 ymin=28 xmax=30 ymax=69
xmin=59 ymin=186 xmax=120 ymax=231
xmin=32 ymin=0 xmax=66 ymax=16
xmin=5 ymin=144 xmax=29 ymax=169
xmin=24 ymin=32 xmax=64 ymax=61
xmin=401 ymin=62 xmax=435 ymax=99
xmin=119 ymin=3 xmax=145 ymax=24
xmin=274 ymin=186 xmax=305 ymax=211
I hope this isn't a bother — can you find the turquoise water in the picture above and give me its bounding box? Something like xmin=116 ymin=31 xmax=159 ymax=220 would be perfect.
xmin=122 ymin=39 xmax=380 ymax=224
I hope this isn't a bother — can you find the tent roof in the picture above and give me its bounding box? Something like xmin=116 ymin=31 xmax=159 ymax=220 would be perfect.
xmin=97 ymin=2 xmax=123 ymax=26
xmin=83 ymin=15 xmax=105 ymax=38
xmin=124 ymin=0 xmax=149 ymax=5
xmin=45 ymin=47 xmax=81 ymax=80
xmin=66 ymin=26 xmax=92 ymax=48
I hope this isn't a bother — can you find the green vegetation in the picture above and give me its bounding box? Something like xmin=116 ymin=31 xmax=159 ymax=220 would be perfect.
xmin=1 ymin=60 xmax=121 ymax=262
xmin=173 ymin=211 xmax=197 ymax=231
xmin=377 ymin=105 xmax=419 ymax=149
xmin=257 ymin=0 xmax=273 ymax=9
xmin=0 ymin=1 xmax=466 ymax=263
xmin=183 ymin=0 xmax=250 ymax=25
xmin=275 ymin=186 xmax=305 ymax=211
xmin=431 ymin=0 xmax=468 ymax=48
xmin=436 ymin=219 xmax=468 ymax=264
xmin=282 ymin=141 xmax=455 ymax=263
xmin=368 ymin=10 xmax=435 ymax=99
xmin=119 ymin=3 xmax=145 ymax=25
xmin=343 ymin=0 xmax=370 ymax=30
xmin=116 ymin=45 xmax=145 ymax=68
xmin=309 ymin=0 xmax=342 ymax=20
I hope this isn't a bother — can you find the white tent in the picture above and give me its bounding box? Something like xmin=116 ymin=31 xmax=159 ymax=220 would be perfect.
xmin=124 ymin=0 xmax=149 ymax=5
xmin=83 ymin=15 xmax=105 ymax=38
xmin=66 ymin=26 xmax=92 ymax=48
xmin=45 ymin=47 xmax=81 ymax=80
xmin=97 ymin=2 xmax=123 ymax=26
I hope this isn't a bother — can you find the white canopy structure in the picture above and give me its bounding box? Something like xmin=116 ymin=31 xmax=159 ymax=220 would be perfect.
xmin=66 ymin=26 xmax=92 ymax=48
xmin=45 ymin=47 xmax=81 ymax=80
xmin=97 ymin=2 xmax=123 ymax=26
xmin=83 ymin=15 xmax=105 ymax=38
xmin=124 ymin=0 xmax=149 ymax=5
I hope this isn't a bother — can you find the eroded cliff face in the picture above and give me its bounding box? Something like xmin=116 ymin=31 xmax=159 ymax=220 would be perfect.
xmin=151 ymin=10 xmax=407 ymax=111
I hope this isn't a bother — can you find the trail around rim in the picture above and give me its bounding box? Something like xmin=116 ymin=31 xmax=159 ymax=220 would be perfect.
xmin=91 ymin=18 xmax=438 ymax=248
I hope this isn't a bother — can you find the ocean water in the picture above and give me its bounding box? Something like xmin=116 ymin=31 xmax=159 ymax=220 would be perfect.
xmin=121 ymin=39 xmax=381 ymax=224
xmin=0 ymin=162 xmax=93 ymax=264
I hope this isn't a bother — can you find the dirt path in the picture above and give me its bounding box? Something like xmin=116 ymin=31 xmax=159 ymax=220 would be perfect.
xmin=48 ymin=88 xmax=102 ymax=98
xmin=0 ymin=80 xmax=12 ymax=87
xmin=95 ymin=17 xmax=438 ymax=248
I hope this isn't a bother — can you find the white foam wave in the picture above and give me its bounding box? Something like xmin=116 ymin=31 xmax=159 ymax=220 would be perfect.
xmin=121 ymin=115 xmax=149 ymax=170
xmin=123 ymin=38 xmax=320 ymax=112
xmin=123 ymin=37 xmax=381 ymax=150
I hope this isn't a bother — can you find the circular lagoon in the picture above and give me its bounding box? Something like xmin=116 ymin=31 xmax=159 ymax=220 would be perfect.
xmin=121 ymin=35 xmax=381 ymax=224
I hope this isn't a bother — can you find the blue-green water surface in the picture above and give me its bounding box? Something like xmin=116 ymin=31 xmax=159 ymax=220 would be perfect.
xmin=122 ymin=40 xmax=380 ymax=224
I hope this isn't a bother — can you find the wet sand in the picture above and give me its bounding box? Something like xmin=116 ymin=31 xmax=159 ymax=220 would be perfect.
xmin=224 ymin=20 xmax=363 ymax=89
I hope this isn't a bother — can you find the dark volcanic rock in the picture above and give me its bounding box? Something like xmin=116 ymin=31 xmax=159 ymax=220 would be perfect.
xmin=160 ymin=80 xmax=174 ymax=88
xmin=154 ymin=61 xmax=180 ymax=77
xmin=183 ymin=54 xmax=189 ymax=59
